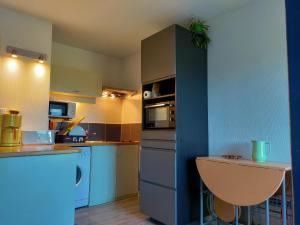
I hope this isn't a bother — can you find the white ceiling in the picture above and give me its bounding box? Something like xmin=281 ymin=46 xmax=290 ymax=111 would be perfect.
xmin=0 ymin=0 xmax=251 ymax=58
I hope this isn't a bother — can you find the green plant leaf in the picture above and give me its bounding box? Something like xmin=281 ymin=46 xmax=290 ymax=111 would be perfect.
xmin=189 ymin=20 xmax=210 ymax=49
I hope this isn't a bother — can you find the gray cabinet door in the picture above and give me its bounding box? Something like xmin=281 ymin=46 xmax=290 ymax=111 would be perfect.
xmin=140 ymin=181 xmax=176 ymax=225
xmin=141 ymin=139 xmax=176 ymax=150
xmin=142 ymin=130 xmax=176 ymax=141
xmin=141 ymin=25 xmax=176 ymax=83
xmin=140 ymin=148 xmax=176 ymax=188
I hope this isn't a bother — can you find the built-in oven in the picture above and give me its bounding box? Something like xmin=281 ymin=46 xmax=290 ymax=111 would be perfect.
xmin=144 ymin=101 xmax=175 ymax=129
xmin=48 ymin=101 xmax=76 ymax=119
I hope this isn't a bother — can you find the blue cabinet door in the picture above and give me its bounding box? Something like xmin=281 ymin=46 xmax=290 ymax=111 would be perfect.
xmin=0 ymin=153 xmax=78 ymax=225
xmin=89 ymin=145 xmax=117 ymax=206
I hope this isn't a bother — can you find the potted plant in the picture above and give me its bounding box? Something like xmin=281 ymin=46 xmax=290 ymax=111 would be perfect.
xmin=189 ymin=20 xmax=210 ymax=49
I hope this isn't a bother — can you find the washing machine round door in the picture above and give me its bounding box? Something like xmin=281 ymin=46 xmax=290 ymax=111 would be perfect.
xmin=76 ymin=166 xmax=83 ymax=186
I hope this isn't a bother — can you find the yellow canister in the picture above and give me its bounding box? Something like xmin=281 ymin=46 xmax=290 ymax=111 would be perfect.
xmin=1 ymin=127 xmax=21 ymax=146
xmin=0 ymin=115 xmax=2 ymax=143
xmin=1 ymin=114 xmax=22 ymax=128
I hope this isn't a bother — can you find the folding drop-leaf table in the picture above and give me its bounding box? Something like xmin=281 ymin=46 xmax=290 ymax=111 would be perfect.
xmin=196 ymin=157 xmax=291 ymax=225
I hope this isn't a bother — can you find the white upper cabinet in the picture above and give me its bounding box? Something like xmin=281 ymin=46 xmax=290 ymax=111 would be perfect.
xmin=51 ymin=65 xmax=101 ymax=97
xmin=50 ymin=42 xmax=102 ymax=97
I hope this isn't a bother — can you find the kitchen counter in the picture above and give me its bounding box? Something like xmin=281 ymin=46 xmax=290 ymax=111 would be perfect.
xmin=0 ymin=145 xmax=79 ymax=158
xmin=0 ymin=141 xmax=139 ymax=158
xmin=0 ymin=141 xmax=140 ymax=158
xmin=55 ymin=141 xmax=140 ymax=147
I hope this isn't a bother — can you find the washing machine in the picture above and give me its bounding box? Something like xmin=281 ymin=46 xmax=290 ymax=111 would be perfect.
xmin=75 ymin=147 xmax=91 ymax=208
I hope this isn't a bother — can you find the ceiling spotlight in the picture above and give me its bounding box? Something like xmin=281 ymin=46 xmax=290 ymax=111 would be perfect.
xmin=11 ymin=49 xmax=18 ymax=58
xmin=38 ymin=55 xmax=45 ymax=64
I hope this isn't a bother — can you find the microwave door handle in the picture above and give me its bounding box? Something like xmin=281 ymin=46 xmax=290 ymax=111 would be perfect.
xmin=145 ymin=103 xmax=167 ymax=108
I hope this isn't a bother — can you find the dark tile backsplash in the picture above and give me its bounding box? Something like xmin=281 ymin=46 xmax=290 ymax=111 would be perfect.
xmin=131 ymin=123 xmax=141 ymax=141
xmin=121 ymin=124 xmax=131 ymax=142
xmin=76 ymin=123 xmax=141 ymax=142
xmin=88 ymin=123 xmax=106 ymax=141
xmin=121 ymin=123 xmax=141 ymax=142
xmin=106 ymin=124 xmax=121 ymax=142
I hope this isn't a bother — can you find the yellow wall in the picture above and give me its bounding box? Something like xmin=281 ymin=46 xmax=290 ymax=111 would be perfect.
xmin=76 ymin=98 xmax=123 ymax=124
xmin=121 ymin=94 xmax=142 ymax=124
xmin=121 ymin=52 xmax=142 ymax=124
xmin=0 ymin=8 xmax=52 ymax=130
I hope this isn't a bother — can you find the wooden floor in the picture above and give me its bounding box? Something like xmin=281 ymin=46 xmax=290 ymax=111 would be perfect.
xmin=75 ymin=197 xmax=162 ymax=225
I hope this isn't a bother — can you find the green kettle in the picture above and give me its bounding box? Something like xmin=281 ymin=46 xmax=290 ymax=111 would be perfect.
xmin=252 ymin=140 xmax=271 ymax=163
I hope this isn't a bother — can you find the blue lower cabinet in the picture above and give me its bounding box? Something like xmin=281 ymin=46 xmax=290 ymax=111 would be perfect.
xmin=89 ymin=145 xmax=117 ymax=206
xmin=140 ymin=181 xmax=176 ymax=225
xmin=0 ymin=153 xmax=78 ymax=225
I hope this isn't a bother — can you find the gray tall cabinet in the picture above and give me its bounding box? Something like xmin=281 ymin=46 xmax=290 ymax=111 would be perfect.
xmin=140 ymin=24 xmax=208 ymax=225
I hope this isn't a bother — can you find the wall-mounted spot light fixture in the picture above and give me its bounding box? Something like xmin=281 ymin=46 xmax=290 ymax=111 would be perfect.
xmin=10 ymin=49 xmax=18 ymax=58
xmin=38 ymin=55 xmax=45 ymax=64
xmin=6 ymin=46 xmax=47 ymax=64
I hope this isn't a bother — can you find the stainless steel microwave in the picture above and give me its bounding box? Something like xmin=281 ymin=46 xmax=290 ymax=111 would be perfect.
xmin=48 ymin=101 xmax=76 ymax=119
xmin=144 ymin=101 xmax=175 ymax=129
